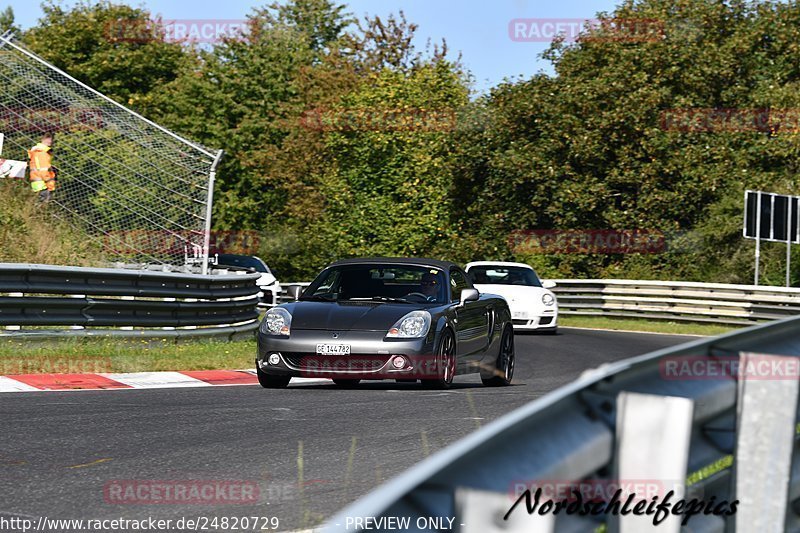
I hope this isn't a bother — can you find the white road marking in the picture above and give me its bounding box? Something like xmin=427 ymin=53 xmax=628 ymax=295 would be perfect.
xmin=101 ymin=372 xmax=211 ymax=389
xmin=0 ymin=376 xmax=39 ymax=392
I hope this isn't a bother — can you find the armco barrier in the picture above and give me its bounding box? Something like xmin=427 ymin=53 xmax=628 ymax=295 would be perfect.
xmin=0 ymin=263 xmax=261 ymax=339
xmin=551 ymin=279 xmax=800 ymax=326
xmin=278 ymin=279 xmax=800 ymax=326
xmin=324 ymin=315 xmax=800 ymax=532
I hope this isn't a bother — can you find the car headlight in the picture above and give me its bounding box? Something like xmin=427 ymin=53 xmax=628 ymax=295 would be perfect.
xmin=386 ymin=311 xmax=432 ymax=339
xmin=542 ymin=293 xmax=555 ymax=306
xmin=261 ymin=307 xmax=292 ymax=336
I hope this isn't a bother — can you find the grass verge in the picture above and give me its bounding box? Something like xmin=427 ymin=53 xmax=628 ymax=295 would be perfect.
xmin=0 ymin=181 xmax=105 ymax=265
xmin=0 ymin=316 xmax=740 ymax=375
xmin=559 ymin=315 xmax=739 ymax=336
xmin=0 ymin=338 xmax=257 ymax=374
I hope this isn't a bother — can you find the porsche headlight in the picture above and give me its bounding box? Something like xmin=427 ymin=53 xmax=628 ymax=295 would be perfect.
xmin=542 ymin=293 xmax=555 ymax=306
xmin=386 ymin=311 xmax=432 ymax=339
xmin=261 ymin=307 xmax=292 ymax=336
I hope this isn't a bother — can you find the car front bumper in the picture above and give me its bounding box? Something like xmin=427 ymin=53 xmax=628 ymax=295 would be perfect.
xmin=257 ymin=329 xmax=440 ymax=380
xmin=510 ymin=308 xmax=558 ymax=330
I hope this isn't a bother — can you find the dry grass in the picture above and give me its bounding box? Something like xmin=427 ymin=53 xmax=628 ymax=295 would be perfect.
xmin=0 ymin=180 xmax=104 ymax=265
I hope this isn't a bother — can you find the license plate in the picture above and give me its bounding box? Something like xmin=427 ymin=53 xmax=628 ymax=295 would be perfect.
xmin=513 ymin=311 xmax=528 ymax=319
xmin=316 ymin=343 xmax=351 ymax=355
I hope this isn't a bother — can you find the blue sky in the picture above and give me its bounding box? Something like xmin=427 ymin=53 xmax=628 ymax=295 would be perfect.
xmin=6 ymin=0 xmax=621 ymax=92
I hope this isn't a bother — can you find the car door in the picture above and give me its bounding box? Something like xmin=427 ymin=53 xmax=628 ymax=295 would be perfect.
xmin=450 ymin=268 xmax=489 ymax=360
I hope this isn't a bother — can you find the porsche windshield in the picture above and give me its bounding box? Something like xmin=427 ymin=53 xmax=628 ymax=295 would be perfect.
xmin=469 ymin=266 xmax=542 ymax=287
xmin=303 ymin=264 xmax=448 ymax=304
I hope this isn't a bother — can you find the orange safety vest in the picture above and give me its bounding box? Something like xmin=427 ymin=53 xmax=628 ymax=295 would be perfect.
xmin=28 ymin=143 xmax=56 ymax=191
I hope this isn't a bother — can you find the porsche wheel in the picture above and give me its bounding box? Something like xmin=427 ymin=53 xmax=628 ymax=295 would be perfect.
xmin=482 ymin=326 xmax=514 ymax=387
xmin=422 ymin=329 xmax=456 ymax=389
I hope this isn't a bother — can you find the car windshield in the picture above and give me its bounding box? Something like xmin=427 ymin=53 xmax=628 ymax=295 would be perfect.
xmin=468 ymin=265 xmax=542 ymax=287
xmin=303 ymin=264 xmax=448 ymax=304
xmin=216 ymin=254 xmax=269 ymax=273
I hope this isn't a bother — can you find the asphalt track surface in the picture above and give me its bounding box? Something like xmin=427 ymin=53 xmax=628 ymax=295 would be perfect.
xmin=0 ymin=328 xmax=695 ymax=532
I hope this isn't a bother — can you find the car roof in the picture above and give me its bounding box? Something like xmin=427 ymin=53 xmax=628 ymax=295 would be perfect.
xmin=465 ymin=261 xmax=535 ymax=270
xmin=329 ymin=257 xmax=461 ymax=271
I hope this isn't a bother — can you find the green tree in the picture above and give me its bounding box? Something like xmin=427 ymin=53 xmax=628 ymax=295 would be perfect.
xmin=269 ymin=0 xmax=352 ymax=51
xmin=246 ymin=11 xmax=463 ymax=278
xmin=0 ymin=7 xmax=19 ymax=34
xmin=284 ymin=62 xmax=468 ymax=273
xmin=145 ymin=0 xmax=355 ymax=233
xmin=22 ymin=1 xmax=188 ymax=106
xmin=21 ymin=0 xmax=800 ymax=287
xmin=451 ymin=0 xmax=800 ymax=284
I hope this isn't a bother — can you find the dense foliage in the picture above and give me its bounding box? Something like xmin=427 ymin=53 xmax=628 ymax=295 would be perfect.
xmin=5 ymin=0 xmax=800 ymax=283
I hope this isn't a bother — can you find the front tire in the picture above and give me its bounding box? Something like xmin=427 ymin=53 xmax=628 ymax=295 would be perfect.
xmin=482 ymin=326 xmax=514 ymax=387
xmin=256 ymin=366 xmax=291 ymax=389
xmin=422 ymin=329 xmax=456 ymax=389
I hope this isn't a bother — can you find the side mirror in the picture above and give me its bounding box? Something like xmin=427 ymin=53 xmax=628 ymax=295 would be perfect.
xmin=286 ymin=285 xmax=303 ymax=301
xmin=459 ymin=288 xmax=480 ymax=306
xmin=542 ymin=280 xmax=557 ymax=289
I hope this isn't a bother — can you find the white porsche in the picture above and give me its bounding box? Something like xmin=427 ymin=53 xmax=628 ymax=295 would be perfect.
xmin=465 ymin=261 xmax=558 ymax=333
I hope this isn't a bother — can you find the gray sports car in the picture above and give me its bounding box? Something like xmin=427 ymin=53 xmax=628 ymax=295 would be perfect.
xmin=255 ymin=258 xmax=515 ymax=389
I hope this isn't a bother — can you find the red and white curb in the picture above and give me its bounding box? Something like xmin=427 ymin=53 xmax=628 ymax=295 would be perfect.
xmin=0 ymin=370 xmax=330 ymax=393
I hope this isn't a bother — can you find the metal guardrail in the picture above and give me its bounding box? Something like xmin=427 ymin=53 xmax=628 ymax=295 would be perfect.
xmin=324 ymin=315 xmax=800 ymax=532
xmin=276 ymin=279 xmax=800 ymax=326
xmin=0 ymin=264 xmax=261 ymax=339
xmin=551 ymin=279 xmax=800 ymax=326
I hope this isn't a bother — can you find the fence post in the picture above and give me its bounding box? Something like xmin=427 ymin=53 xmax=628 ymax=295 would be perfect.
xmin=614 ymin=392 xmax=694 ymax=533
xmin=734 ymin=352 xmax=799 ymax=531
xmin=201 ymin=150 xmax=224 ymax=275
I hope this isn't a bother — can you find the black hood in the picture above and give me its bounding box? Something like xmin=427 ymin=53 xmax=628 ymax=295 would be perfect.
xmin=286 ymin=301 xmax=419 ymax=331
